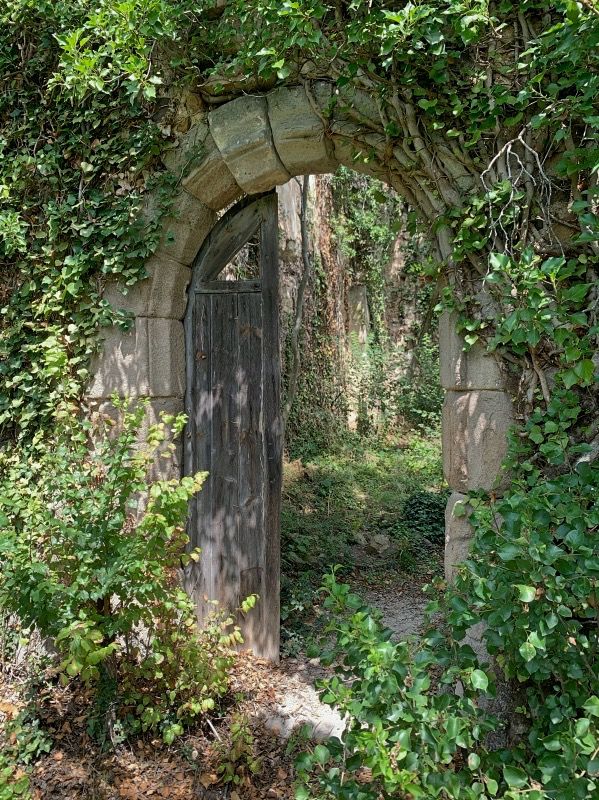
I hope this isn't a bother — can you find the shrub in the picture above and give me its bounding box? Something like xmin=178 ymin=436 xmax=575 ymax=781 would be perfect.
xmin=400 ymin=490 xmax=449 ymax=545
xmin=298 ymin=571 xmax=496 ymax=800
xmin=0 ymin=399 xmax=241 ymax=743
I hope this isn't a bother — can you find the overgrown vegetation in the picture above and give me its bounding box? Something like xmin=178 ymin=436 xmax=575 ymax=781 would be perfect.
xmin=196 ymin=1 xmax=599 ymax=797
xmin=1 ymin=0 xmax=598 ymax=798
xmin=0 ymin=401 xmax=243 ymax=749
xmin=332 ymin=169 xmax=443 ymax=435
xmin=284 ymin=169 xmax=442 ymax=451
xmin=0 ymin=1 xmax=191 ymax=442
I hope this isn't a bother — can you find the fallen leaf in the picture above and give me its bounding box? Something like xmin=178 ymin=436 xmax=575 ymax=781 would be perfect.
xmin=200 ymin=772 xmax=218 ymax=789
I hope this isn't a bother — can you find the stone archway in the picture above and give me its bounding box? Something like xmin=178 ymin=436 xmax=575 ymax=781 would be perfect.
xmin=88 ymin=82 xmax=514 ymax=650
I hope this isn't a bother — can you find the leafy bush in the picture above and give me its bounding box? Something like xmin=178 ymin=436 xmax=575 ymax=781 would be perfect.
xmin=298 ymin=571 xmax=496 ymax=800
xmin=0 ymin=754 xmax=29 ymax=800
xmin=400 ymin=490 xmax=449 ymax=545
xmin=214 ymin=712 xmax=262 ymax=786
xmin=0 ymin=400 xmax=240 ymax=743
xmin=299 ymin=567 xmax=599 ymax=800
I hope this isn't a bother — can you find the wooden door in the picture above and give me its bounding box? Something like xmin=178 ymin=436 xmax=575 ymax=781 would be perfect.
xmin=184 ymin=194 xmax=281 ymax=661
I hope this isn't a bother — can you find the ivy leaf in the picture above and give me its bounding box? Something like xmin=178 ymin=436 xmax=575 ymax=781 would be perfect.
xmin=562 ymin=283 xmax=591 ymax=303
xmin=489 ymin=252 xmax=510 ymax=270
xmin=516 ymin=585 xmax=536 ymax=603
xmin=574 ymin=359 xmax=595 ymax=385
xmin=468 ymin=752 xmax=481 ymax=770
xmin=503 ymin=765 xmax=528 ymax=788
xmin=471 ymin=669 xmax=489 ymax=691
xmin=583 ymin=696 xmax=599 ymax=717
xmin=519 ymin=642 xmax=537 ymax=662
xmin=313 ymin=744 xmax=330 ymax=764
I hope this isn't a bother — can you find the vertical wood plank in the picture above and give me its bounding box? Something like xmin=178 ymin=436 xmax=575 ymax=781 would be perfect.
xmin=184 ymin=292 xmax=212 ymax=617
xmin=260 ymin=193 xmax=282 ymax=662
xmin=237 ymin=290 xmax=265 ymax=645
xmin=209 ymin=292 xmax=241 ymax=613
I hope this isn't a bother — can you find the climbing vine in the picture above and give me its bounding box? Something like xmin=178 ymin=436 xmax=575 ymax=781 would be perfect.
xmin=0 ymin=0 xmax=201 ymax=443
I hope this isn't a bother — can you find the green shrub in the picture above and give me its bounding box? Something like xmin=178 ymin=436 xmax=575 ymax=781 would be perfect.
xmin=0 ymin=399 xmax=240 ymax=743
xmin=400 ymin=490 xmax=449 ymax=545
xmin=299 ymin=567 xmax=599 ymax=800
xmin=0 ymin=753 xmax=30 ymax=800
xmin=298 ymin=571 xmax=496 ymax=800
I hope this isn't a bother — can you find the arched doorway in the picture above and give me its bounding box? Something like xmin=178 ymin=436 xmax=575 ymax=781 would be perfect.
xmin=88 ymin=83 xmax=514 ymax=660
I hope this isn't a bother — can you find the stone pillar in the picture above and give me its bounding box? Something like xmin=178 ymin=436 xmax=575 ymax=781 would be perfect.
xmin=440 ymin=313 xmax=524 ymax=745
xmin=86 ymin=188 xmax=216 ymax=480
xmin=439 ymin=311 xmax=513 ymax=581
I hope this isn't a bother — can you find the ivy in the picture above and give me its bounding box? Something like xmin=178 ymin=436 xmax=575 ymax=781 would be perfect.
xmin=0 ymin=0 xmax=196 ymax=442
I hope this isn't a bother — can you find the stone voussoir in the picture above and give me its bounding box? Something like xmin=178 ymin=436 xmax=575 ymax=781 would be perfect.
xmin=439 ymin=311 xmax=504 ymax=391
xmin=209 ymin=95 xmax=291 ymax=194
xmin=442 ymin=389 xmax=514 ymax=493
xmin=155 ymin=189 xmax=217 ymax=266
xmin=178 ymin=131 xmax=242 ymax=211
xmin=162 ymin=117 xmax=210 ymax=176
xmin=103 ymin=255 xmax=191 ymax=320
xmin=267 ymin=84 xmax=338 ymax=176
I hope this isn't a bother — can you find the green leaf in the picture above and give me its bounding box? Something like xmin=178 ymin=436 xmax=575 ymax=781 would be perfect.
xmin=542 ymin=735 xmax=562 ymax=752
xmin=516 ymin=585 xmax=536 ymax=603
xmin=563 ymin=283 xmax=591 ymax=303
xmin=519 ymin=642 xmax=536 ymax=662
xmin=574 ymin=359 xmax=595 ymax=384
xmin=471 ymin=669 xmax=489 ymax=692
xmin=313 ymin=744 xmax=330 ymax=764
xmin=583 ymin=697 xmax=599 ymax=717
xmin=489 ymin=252 xmax=510 ymax=270
xmin=503 ymin=765 xmax=528 ymax=788
xmin=468 ymin=752 xmax=481 ymax=770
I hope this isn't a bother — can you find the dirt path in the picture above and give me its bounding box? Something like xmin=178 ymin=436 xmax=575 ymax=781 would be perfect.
xmin=261 ymin=552 xmax=441 ymax=744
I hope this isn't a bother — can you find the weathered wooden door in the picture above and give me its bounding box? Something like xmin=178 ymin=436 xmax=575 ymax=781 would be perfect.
xmin=184 ymin=194 xmax=282 ymax=661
